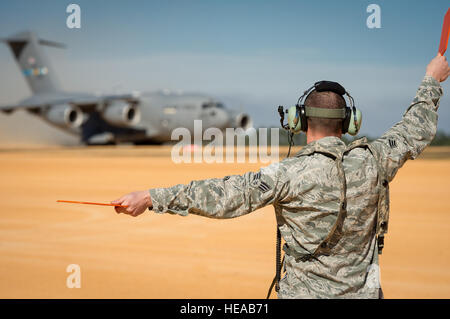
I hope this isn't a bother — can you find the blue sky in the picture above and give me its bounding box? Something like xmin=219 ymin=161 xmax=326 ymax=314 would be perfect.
xmin=0 ymin=0 xmax=449 ymax=140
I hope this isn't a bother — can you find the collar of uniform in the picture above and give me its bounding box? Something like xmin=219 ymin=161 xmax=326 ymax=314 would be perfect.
xmin=294 ymin=136 xmax=346 ymax=158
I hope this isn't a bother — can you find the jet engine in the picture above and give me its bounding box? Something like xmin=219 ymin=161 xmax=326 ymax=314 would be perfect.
xmin=44 ymin=104 xmax=83 ymax=128
xmin=233 ymin=112 xmax=253 ymax=131
xmin=101 ymin=101 xmax=140 ymax=127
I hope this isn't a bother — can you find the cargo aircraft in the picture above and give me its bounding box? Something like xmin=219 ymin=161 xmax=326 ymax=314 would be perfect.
xmin=0 ymin=31 xmax=252 ymax=145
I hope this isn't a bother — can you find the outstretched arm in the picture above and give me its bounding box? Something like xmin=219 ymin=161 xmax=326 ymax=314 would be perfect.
xmin=370 ymin=55 xmax=449 ymax=181
xmin=112 ymin=161 xmax=290 ymax=218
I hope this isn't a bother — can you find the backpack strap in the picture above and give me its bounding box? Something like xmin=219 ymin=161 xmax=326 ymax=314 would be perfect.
xmin=291 ymin=143 xmax=349 ymax=259
xmin=365 ymin=144 xmax=389 ymax=254
xmin=345 ymin=137 xmax=390 ymax=254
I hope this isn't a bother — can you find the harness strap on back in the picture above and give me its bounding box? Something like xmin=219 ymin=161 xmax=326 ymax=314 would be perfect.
xmin=344 ymin=139 xmax=389 ymax=253
xmin=266 ymin=137 xmax=390 ymax=298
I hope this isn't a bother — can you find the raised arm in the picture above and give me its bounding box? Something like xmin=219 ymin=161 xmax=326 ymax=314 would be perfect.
xmin=370 ymin=55 xmax=449 ymax=181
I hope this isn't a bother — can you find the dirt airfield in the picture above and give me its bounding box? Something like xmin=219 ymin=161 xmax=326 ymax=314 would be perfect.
xmin=0 ymin=144 xmax=449 ymax=299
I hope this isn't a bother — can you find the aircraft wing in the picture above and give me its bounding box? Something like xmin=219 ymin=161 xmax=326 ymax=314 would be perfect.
xmin=0 ymin=102 xmax=39 ymax=113
xmin=0 ymin=92 xmax=141 ymax=114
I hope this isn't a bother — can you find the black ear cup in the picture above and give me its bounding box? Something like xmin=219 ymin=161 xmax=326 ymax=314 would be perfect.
xmin=299 ymin=105 xmax=308 ymax=132
xmin=342 ymin=107 xmax=351 ymax=134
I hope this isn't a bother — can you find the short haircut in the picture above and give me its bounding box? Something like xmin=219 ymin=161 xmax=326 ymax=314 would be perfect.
xmin=304 ymin=91 xmax=346 ymax=134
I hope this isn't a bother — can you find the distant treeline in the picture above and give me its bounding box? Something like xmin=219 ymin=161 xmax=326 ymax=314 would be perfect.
xmin=430 ymin=131 xmax=450 ymax=146
xmin=244 ymin=128 xmax=450 ymax=146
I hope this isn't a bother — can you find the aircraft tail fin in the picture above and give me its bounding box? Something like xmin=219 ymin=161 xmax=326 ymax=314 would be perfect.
xmin=1 ymin=31 xmax=64 ymax=94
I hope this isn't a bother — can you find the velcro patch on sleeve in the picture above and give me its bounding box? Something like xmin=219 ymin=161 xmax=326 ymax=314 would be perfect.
xmin=258 ymin=181 xmax=270 ymax=193
xmin=388 ymin=139 xmax=397 ymax=149
xmin=250 ymin=171 xmax=271 ymax=193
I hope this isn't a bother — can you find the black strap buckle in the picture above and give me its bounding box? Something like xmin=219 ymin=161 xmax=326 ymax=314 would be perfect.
xmin=377 ymin=236 xmax=385 ymax=254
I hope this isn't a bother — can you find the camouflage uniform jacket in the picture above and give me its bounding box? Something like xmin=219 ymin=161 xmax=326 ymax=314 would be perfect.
xmin=149 ymin=76 xmax=442 ymax=298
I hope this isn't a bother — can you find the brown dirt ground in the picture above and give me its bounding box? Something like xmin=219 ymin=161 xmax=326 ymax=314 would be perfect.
xmin=0 ymin=146 xmax=449 ymax=299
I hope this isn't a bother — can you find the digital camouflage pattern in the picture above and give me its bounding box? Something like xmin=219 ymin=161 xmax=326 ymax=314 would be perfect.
xmin=149 ymin=76 xmax=442 ymax=298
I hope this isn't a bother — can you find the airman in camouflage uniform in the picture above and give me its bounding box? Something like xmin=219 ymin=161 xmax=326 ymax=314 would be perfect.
xmin=112 ymin=55 xmax=449 ymax=298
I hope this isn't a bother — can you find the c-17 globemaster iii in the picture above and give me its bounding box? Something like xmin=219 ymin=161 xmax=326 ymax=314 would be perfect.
xmin=0 ymin=31 xmax=252 ymax=145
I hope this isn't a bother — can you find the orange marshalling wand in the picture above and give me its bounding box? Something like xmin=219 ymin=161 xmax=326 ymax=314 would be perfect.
xmin=438 ymin=8 xmax=450 ymax=55
xmin=57 ymin=200 xmax=129 ymax=208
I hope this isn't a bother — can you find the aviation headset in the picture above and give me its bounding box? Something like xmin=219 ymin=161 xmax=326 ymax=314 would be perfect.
xmin=278 ymin=80 xmax=362 ymax=136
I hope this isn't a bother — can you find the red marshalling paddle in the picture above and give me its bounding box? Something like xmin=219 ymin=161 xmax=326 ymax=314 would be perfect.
xmin=438 ymin=8 xmax=450 ymax=56
xmin=56 ymin=200 xmax=129 ymax=208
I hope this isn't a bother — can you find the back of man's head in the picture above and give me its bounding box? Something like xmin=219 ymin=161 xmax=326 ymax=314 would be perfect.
xmin=304 ymin=91 xmax=346 ymax=135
